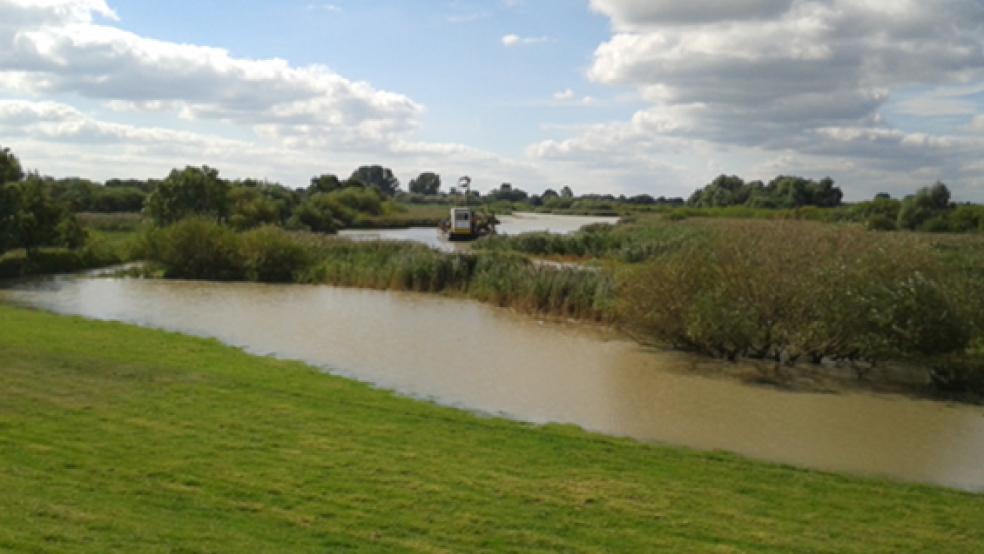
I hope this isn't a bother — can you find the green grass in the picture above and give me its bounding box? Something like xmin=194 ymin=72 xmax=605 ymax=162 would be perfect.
xmin=1 ymin=304 xmax=982 ymax=552
xmin=354 ymin=203 xmax=450 ymax=228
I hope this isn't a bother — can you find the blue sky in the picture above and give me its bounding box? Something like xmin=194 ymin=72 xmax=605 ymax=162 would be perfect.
xmin=1 ymin=0 xmax=983 ymax=200
xmin=103 ymin=0 xmax=635 ymax=156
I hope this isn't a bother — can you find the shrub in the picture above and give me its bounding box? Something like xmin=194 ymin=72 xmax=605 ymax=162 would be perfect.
xmin=929 ymin=354 xmax=984 ymax=398
xmin=865 ymin=214 xmax=896 ymax=231
xmin=143 ymin=217 xmax=242 ymax=280
xmin=288 ymin=193 xmax=352 ymax=232
xmin=239 ymin=225 xmax=312 ymax=282
xmin=616 ymin=220 xmax=976 ymax=364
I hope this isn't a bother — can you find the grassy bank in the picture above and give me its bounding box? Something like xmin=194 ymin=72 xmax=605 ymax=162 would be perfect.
xmin=351 ymin=203 xmax=449 ymax=228
xmin=1 ymin=304 xmax=982 ymax=552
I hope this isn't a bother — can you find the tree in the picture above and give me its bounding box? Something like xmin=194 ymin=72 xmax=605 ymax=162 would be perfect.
xmin=309 ymin=174 xmax=343 ymax=195
xmin=925 ymin=181 xmax=951 ymax=210
xmin=688 ymin=175 xmax=745 ymax=207
xmin=0 ymin=184 xmax=16 ymax=251
xmin=560 ymin=185 xmax=574 ymax=199
xmin=408 ymin=172 xmax=441 ymax=195
xmin=897 ymin=182 xmax=952 ymax=230
xmin=688 ymin=174 xmax=841 ymax=209
xmin=808 ymin=177 xmax=842 ymax=207
xmin=627 ymin=194 xmax=656 ymax=205
xmin=489 ymin=183 xmax=528 ymax=202
xmin=768 ymin=175 xmax=812 ymax=208
xmin=349 ymin=165 xmax=399 ymax=196
xmin=228 ymin=187 xmax=284 ymax=230
xmin=144 ymin=166 xmax=229 ymax=226
xmin=288 ymin=193 xmax=348 ymax=233
xmin=57 ymin=214 xmax=88 ymax=250
xmin=10 ymin=177 xmax=64 ymax=257
xmin=0 ymin=146 xmax=24 ymax=184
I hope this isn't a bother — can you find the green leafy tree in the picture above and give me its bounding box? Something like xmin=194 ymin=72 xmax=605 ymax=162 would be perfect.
xmin=808 ymin=177 xmax=842 ymax=207
xmin=949 ymin=205 xmax=984 ymax=232
xmin=689 ymin=174 xmax=841 ymax=209
xmin=768 ymin=176 xmax=812 ymax=208
xmin=0 ymin=184 xmax=16 ymax=251
xmin=144 ymin=166 xmax=229 ymax=226
xmin=897 ymin=182 xmax=951 ymax=231
xmin=228 ymin=187 xmax=284 ymax=230
xmin=0 ymin=146 xmax=24 ymax=184
xmin=560 ymin=185 xmax=574 ymax=199
xmin=10 ymin=177 xmax=64 ymax=257
xmin=408 ymin=172 xmax=441 ymax=195
xmin=349 ymin=166 xmax=400 ymax=196
xmin=57 ymin=214 xmax=88 ymax=250
xmin=490 ymin=183 xmax=528 ymax=202
xmin=288 ymin=194 xmax=349 ymax=233
xmin=309 ymin=174 xmax=343 ymax=195
xmin=688 ymin=175 xmax=745 ymax=207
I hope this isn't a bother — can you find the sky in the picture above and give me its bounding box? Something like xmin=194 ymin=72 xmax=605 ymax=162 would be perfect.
xmin=1 ymin=0 xmax=983 ymax=200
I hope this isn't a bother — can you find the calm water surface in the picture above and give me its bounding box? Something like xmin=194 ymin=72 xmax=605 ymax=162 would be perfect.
xmin=340 ymin=213 xmax=619 ymax=251
xmin=4 ymin=277 xmax=984 ymax=492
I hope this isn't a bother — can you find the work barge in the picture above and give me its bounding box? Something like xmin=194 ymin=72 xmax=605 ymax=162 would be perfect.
xmin=439 ymin=176 xmax=499 ymax=241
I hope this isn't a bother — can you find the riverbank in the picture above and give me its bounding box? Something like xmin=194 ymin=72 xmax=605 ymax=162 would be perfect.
xmin=12 ymin=211 xmax=983 ymax=401
xmin=132 ymin=216 xmax=984 ymax=401
xmin=1 ymin=304 xmax=981 ymax=552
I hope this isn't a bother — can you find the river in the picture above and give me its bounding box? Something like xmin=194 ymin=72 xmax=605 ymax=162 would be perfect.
xmin=3 ymin=276 xmax=983 ymax=492
xmin=339 ymin=212 xmax=619 ymax=251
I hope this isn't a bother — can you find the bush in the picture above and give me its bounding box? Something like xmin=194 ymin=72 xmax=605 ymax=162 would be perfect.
xmin=865 ymin=214 xmax=896 ymax=231
xmin=142 ymin=217 xmax=242 ymax=280
xmin=77 ymin=212 xmax=144 ymax=232
xmin=0 ymin=249 xmax=83 ymax=278
xmin=239 ymin=226 xmax=312 ymax=282
xmin=929 ymin=354 xmax=984 ymax=398
xmin=57 ymin=214 xmax=88 ymax=249
xmin=288 ymin=193 xmax=351 ymax=232
xmin=616 ymin=220 xmax=977 ymax=364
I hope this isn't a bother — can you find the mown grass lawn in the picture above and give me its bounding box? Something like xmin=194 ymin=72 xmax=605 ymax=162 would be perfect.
xmin=0 ymin=304 xmax=981 ymax=553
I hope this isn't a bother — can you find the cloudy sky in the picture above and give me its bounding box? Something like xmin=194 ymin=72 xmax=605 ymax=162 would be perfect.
xmin=1 ymin=0 xmax=983 ymax=200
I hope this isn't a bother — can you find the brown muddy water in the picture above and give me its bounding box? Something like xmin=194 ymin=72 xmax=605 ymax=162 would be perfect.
xmin=340 ymin=213 xmax=619 ymax=251
xmin=3 ymin=277 xmax=984 ymax=492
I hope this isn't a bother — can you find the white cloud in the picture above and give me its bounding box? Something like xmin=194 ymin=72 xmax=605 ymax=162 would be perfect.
xmin=587 ymin=1 xmax=984 ymax=144
xmin=306 ymin=3 xmax=341 ymax=13
xmin=532 ymin=0 xmax=984 ymax=199
xmin=590 ymin=0 xmax=794 ymax=26
xmin=0 ymin=0 xmax=422 ymax=151
xmin=0 ymin=0 xmax=549 ymax=191
xmin=551 ymin=88 xmax=595 ymax=106
xmin=971 ymin=115 xmax=984 ymax=132
xmin=553 ymin=89 xmax=575 ymax=101
xmin=0 ymin=99 xmax=251 ymax=152
xmin=0 ymin=98 xmax=546 ymax=191
xmin=501 ymin=34 xmax=551 ymax=47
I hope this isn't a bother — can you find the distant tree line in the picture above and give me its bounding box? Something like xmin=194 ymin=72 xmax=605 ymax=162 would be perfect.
xmin=4 ymin=141 xmax=984 ymax=244
xmin=688 ymin=174 xmax=843 ymax=209
xmin=143 ymin=165 xmax=403 ymax=233
xmin=858 ymin=182 xmax=984 ymax=233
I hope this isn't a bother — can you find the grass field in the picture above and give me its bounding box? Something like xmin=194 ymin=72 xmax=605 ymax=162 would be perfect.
xmin=1 ymin=304 xmax=982 ymax=552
